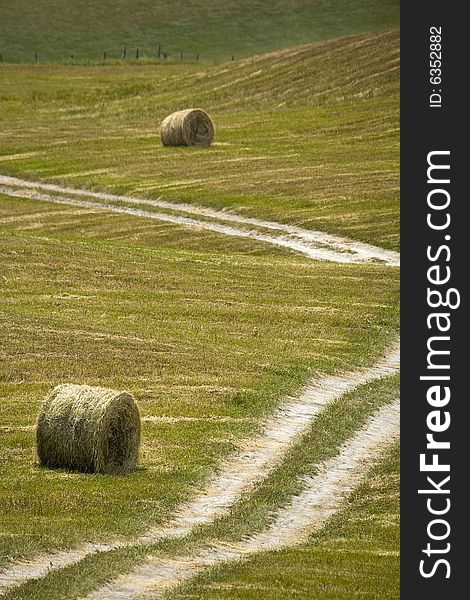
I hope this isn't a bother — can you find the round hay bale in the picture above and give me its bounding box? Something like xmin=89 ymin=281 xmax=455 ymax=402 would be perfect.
xmin=160 ymin=108 xmax=215 ymax=147
xmin=36 ymin=384 xmax=141 ymax=474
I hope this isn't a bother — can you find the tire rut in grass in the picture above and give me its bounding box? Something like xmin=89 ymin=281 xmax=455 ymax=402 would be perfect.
xmin=0 ymin=176 xmax=400 ymax=266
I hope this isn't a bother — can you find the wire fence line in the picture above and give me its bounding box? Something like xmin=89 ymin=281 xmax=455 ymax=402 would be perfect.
xmin=0 ymin=47 xmax=237 ymax=64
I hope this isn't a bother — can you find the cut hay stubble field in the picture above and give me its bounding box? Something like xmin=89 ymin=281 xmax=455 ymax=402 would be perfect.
xmin=0 ymin=27 xmax=399 ymax=600
xmin=0 ymin=29 xmax=399 ymax=249
xmin=0 ymin=192 xmax=399 ymax=554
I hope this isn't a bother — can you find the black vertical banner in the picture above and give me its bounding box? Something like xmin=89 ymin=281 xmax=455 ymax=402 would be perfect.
xmin=401 ymin=4 xmax=467 ymax=598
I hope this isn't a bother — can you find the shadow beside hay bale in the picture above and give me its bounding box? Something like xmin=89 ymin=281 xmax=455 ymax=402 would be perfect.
xmin=160 ymin=108 xmax=215 ymax=147
xmin=36 ymin=384 xmax=141 ymax=474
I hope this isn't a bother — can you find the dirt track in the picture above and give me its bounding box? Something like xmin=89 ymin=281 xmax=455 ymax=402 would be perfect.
xmin=0 ymin=175 xmax=400 ymax=266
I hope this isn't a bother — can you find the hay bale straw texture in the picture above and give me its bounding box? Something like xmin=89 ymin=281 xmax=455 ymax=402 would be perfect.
xmin=36 ymin=384 xmax=141 ymax=473
xmin=160 ymin=108 xmax=215 ymax=147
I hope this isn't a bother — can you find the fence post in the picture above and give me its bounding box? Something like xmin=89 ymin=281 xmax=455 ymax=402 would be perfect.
xmin=123 ymin=47 xmax=127 ymax=59
xmin=196 ymin=53 xmax=199 ymax=63
xmin=157 ymin=44 xmax=161 ymax=59
xmin=136 ymin=48 xmax=139 ymax=59
xmin=0 ymin=54 xmax=3 ymax=64
xmin=232 ymin=55 xmax=234 ymax=61
xmin=34 ymin=51 xmax=38 ymax=63
xmin=103 ymin=51 xmax=106 ymax=60
xmin=180 ymin=51 xmax=183 ymax=62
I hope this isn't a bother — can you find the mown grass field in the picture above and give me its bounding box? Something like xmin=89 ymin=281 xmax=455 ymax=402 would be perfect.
xmin=1 ymin=0 xmax=399 ymax=63
xmin=0 ymin=29 xmax=399 ymax=249
xmin=1 ymin=9 xmax=399 ymax=598
xmin=0 ymin=194 xmax=399 ymax=560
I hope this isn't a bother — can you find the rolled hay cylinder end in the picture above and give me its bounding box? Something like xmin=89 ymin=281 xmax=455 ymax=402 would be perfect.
xmin=160 ymin=108 xmax=215 ymax=147
xmin=36 ymin=384 xmax=141 ymax=474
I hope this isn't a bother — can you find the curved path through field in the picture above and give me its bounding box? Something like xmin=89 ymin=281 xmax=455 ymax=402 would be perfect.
xmin=0 ymin=175 xmax=400 ymax=266
xmin=0 ymin=176 xmax=400 ymax=598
